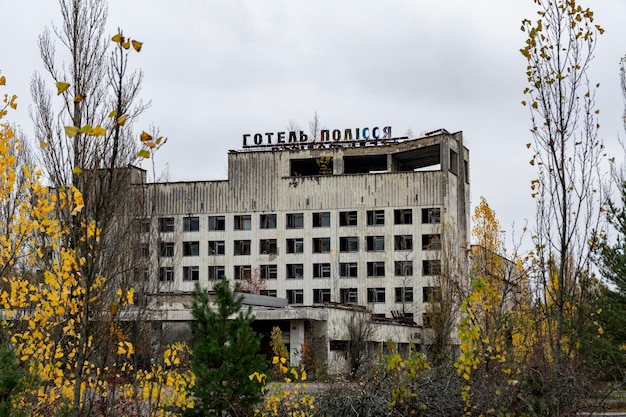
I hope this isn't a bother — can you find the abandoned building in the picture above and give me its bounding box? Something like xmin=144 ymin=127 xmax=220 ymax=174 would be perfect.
xmin=136 ymin=128 xmax=470 ymax=373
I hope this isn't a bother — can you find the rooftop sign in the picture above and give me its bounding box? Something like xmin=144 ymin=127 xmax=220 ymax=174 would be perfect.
xmin=242 ymin=126 xmax=392 ymax=148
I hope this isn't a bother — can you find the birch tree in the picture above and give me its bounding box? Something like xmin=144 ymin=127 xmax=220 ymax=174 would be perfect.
xmin=520 ymin=0 xmax=606 ymax=412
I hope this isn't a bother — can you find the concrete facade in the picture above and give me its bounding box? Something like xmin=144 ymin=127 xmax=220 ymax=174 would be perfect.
xmin=137 ymin=128 xmax=470 ymax=373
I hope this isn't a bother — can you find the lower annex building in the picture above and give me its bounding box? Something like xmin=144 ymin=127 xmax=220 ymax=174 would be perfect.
xmin=136 ymin=127 xmax=470 ymax=372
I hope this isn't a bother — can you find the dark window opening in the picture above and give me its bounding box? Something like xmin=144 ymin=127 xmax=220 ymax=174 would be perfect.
xmin=367 ymin=262 xmax=385 ymax=278
xmin=367 ymin=210 xmax=385 ymax=226
xmin=394 ymin=209 xmax=413 ymax=225
xmin=340 ymin=288 xmax=358 ymax=304
xmin=423 ymin=260 xmax=441 ymax=276
xmin=286 ymin=213 xmax=304 ymax=229
xmin=182 ymin=266 xmax=199 ymax=281
xmin=313 ymin=263 xmax=331 ymax=279
xmin=183 ymin=216 xmax=199 ymax=232
xmin=290 ymin=157 xmax=334 ymax=176
xmin=422 ymin=208 xmax=441 ymax=224
xmin=340 ymin=236 xmax=359 ymax=252
xmin=286 ymin=264 xmax=304 ymax=280
xmin=260 ymin=264 xmax=278 ymax=280
xmin=395 ymin=287 xmax=414 ymax=303
xmin=183 ymin=241 xmax=199 ymax=256
xmin=208 ymin=266 xmax=225 ymax=280
xmin=209 ymin=216 xmax=225 ymax=231
xmin=313 ymin=212 xmax=331 ymax=228
xmin=234 ymin=215 xmax=251 ymax=230
xmin=312 ymin=237 xmax=331 ymax=253
xmin=367 ymin=287 xmax=386 ymax=303
xmin=394 ymin=235 xmax=413 ymax=250
xmin=394 ymin=261 xmax=413 ymax=276
xmin=313 ymin=289 xmax=331 ymax=304
xmin=366 ymin=236 xmax=385 ymax=251
xmin=422 ymin=234 xmax=442 ymax=250
xmin=344 ymin=154 xmax=387 ymax=174
xmin=340 ymin=262 xmax=358 ymax=278
xmin=234 ymin=240 xmax=251 ymax=256
xmin=208 ymin=240 xmax=225 ymax=255
xmin=340 ymin=210 xmax=358 ymax=226
xmin=234 ymin=265 xmax=252 ymax=280
xmin=286 ymin=238 xmax=304 ymax=254
xmin=260 ymin=239 xmax=278 ymax=255
xmin=159 ymin=217 xmax=174 ymax=233
xmin=287 ymin=289 xmax=304 ymax=304
xmin=260 ymin=214 xmax=277 ymax=229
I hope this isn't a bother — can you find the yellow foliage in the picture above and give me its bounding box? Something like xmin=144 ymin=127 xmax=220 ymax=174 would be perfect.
xmin=0 ymin=74 xmax=192 ymax=417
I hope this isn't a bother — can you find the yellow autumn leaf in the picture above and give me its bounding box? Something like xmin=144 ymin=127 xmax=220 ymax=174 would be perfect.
xmin=108 ymin=109 xmax=118 ymax=118
xmin=90 ymin=126 xmax=106 ymax=136
xmin=79 ymin=124 xmax=93 ymax=134
xmin=137 ymin=149 xmax=151 ymax=159
xmin=73 ymin=166 xmax=83 ymax=175
xmin=132 ymin=40 xmax=143 ymax=52
xmin=122 ymin=40 xmax=130 ymax=49
xmin=127 ymin=288 xmax=135 ymax=305
xmin=56 ymin=82 xmax=70 ymax=95
xmin=64 ymin=126 xmax=79 ymax=138
xmin=140 ymin=131 xmax=152 ymax=142
xmin=112 ymin=33 xmax=124 ymax=43
xmin=117 ymin=114 xmax=128 ymax=126
xmin=74 ymin=94 xmax=85 ymax=103
xmin=0 ymin=75 xmax=5 ymax=85
xmin=40 ymin=141 xmax=48 ymax=148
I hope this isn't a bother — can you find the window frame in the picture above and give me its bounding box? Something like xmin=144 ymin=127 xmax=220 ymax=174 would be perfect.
xmin=366 ymin=210 xmax=385 ymax=226
xmin=159 ymin=241 xmax=175 ymax=257
xmin=313 ymin=288 xmax=332 ymax=304
xmin=158 ymin=217 xmax=175 ymax=233
xmin=312 ymin=237 xmax=331 ymax=253
xmin=367 ymin=287 xmax=386 ymax=303
xmin=208 ymin=265 xmax=225 ymax=281
xmin=182 ymin=266 xmax=199 ymax=281
xmin=394 ymin=209 xmax=413 ymax=225
xmin=286 ymin=263 xmax=304 ymax=280
xmin=182 ymin=241 xmax=200 ymax=257
xmin=259 ymin=239 xmax=278 ymax=255
xmin=234 ymin=240 xmax=252 ymax=256
xmin=260 ymin=264 xmax=278 ymax=280
xmin=339 ymin=210 xmax=358 ymax=226
xmin=286 ymin=238 xmax=304 ymax=254
xmin=394 ymin=234 xmax=414 ymax=251
xmin=159 ymin=266 xmax=174 ymax=282
xmin=208 ymin=215 xmax=225 ymax=231
xmin=394 ymin=260 xmax=413 ymax=276
xmin=313 ymin=263 xmax=331 ymax=279
xmin=366 ymin=235 xmax=385 ymax=251
xmin=208 ymin=240 xmax=225 ymax=255
xmin=395 ymin=287 xmax=414 ymax=303
xmin=339 ymin=262 xmax=358 ymax=278
xmin=286 ymin=213 xmax=304 ymax=229
xmin=183 ymin=216 xmax=200 ymax=232
xmin=234 ymin=215 xmax=252 ymax=230
xmin=286 ymin=289 xmax=304 ymax=305
xmin=260 ymin=213 xmax=277 ymax=229
xmin=312 ymin=212 xmax=331 ymax=228
xmin=367 ymin=261 xmax=385 ymax=278
xmin=340 ymin=236 xmax=359 ymax=252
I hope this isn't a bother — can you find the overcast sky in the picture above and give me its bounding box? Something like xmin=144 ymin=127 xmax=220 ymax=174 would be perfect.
xmin=2 ymin=1 xmax=626 ymax=246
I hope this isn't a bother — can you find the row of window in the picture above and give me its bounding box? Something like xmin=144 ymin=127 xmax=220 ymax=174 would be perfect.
xmin=153 ymin=208 xmax=441 ymax=233
xmin=158 ymin=260 xmax=441 ymax=282
xmin=278 ymin=286 xmax=441 ymax=305
xmin=154 ymin=234 xmax=441 ymax=257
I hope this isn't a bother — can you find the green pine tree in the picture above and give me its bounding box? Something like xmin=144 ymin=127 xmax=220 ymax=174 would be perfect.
xmin=595 ymin=181 xmax=626 ymax=378
xmin=0 ymin=324 xmax=27 ymax=417
xmin=186 ymin=277 xmax=266 ymax=417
